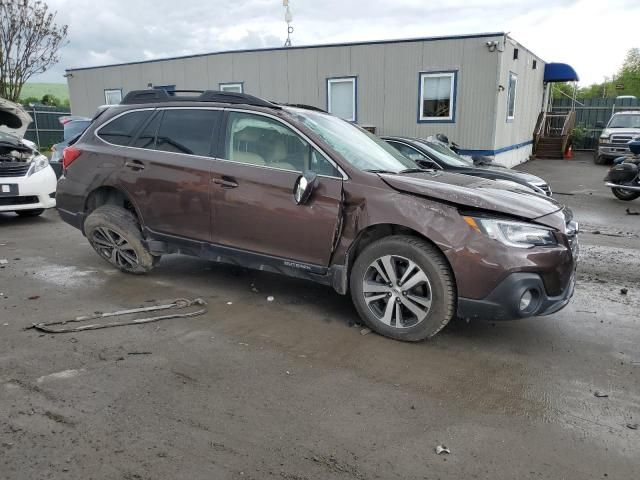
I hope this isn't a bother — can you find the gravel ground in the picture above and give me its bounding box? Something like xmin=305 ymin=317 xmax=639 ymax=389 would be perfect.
xmin=1 ymin=152 xmax=638 ymax=479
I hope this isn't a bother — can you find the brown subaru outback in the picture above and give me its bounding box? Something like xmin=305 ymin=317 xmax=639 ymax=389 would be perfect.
xmin=56 ymin=90 xmax=578 ymax=341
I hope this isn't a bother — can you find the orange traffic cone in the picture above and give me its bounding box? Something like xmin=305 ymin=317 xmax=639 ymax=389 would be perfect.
xmin=564 ymin=145 xmax=573 ymax=160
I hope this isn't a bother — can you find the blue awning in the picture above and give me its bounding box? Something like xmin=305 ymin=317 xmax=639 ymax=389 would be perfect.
xmin=544 ymin=63 xmax=579 ymax=82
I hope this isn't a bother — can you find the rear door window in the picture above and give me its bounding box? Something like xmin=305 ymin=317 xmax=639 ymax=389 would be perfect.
xmin=97 ymin=110 xmax=153 ymax=146
xmin=131 ymin=112 xmax=162 ymax=149
xmin=155 ymin=109 xmax=220 ymax=157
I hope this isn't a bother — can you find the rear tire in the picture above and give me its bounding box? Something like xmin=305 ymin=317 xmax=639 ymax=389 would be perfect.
xmin=349 ymin=235 xmax=456 ymax=342
xmin=611 ymin=187 xmax=640 ymax=201
xmin=84 ymin=205 xmax=159 ymax=274
xmin=16 ymin=209 xmax=44 ymax=217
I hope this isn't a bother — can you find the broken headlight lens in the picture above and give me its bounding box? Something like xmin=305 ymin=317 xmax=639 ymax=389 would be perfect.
xmin=465 ymin=217 xmax=557 ymax=248
xmin=28 ymin=155 xmax=49 ymax=176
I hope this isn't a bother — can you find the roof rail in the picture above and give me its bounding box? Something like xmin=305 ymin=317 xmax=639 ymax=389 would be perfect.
xmin=279 ymin=103 xmax=327 ymax=113
xmin=120 ymin=89 xmax=280 ymax=109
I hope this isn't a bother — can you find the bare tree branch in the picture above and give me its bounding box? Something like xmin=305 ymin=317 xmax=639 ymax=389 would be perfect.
xmin=0 ymin=0 xmax=68 ymax=101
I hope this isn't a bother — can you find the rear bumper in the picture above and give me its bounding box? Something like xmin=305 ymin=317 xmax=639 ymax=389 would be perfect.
xmin=57 ymin=207 xmax=85 ymax=232
xmin=457 ymin=271 xmax=576 ymax=321
xmin=0 ymin=167 xmax=57 ymax=212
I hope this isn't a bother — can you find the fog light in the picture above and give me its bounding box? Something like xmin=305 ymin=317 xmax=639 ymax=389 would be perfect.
xmin=519 ymin=290 xmax=534 ymax=311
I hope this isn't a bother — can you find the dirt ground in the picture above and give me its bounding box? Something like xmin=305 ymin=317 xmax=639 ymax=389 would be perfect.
xmin=1 ymin=152 xmax=639 ymax=479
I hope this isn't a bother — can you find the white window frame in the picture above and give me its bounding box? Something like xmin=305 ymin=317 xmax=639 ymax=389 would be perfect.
xmin=219 ymin=82 xmax=243 ymax=93
xmin=327 ymin=77 xmax=357 ymax=122
xmin=418 ymin=71 xmax=456 ymax=123
xmin=104 ymin=88 xmax=123 ymax=105
xmin=507 ymin=72 xmax=518 ymax=122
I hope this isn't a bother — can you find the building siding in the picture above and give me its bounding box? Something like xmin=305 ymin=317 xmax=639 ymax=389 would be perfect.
xmin=66 ymin=33 xmax=543 ymax=162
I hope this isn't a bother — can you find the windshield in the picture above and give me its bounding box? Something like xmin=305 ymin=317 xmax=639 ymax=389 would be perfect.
xmin=608 ymin=114 xmax=640 ymax=129
xmin=64 ymin=120 xmax=91 ymax=141
xmin=285 ymin=107 xmax=417 ymax=173
xmin=416 ymin=140 xmax=473 ymax=167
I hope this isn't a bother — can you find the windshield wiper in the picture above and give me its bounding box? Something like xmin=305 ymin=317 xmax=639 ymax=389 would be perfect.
xmin=398 ymin=168 xmax=428 ymax=174
xmin=364 ymin=169 xmax=398 ymax=174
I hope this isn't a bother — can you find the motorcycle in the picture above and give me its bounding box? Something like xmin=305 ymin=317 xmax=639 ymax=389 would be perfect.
xmin=604 ymin=139 xmax=640 ymax=201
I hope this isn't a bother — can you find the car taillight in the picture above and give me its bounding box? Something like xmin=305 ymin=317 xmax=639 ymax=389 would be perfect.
xmin=62 ymin=146 xmax=82 ymax=169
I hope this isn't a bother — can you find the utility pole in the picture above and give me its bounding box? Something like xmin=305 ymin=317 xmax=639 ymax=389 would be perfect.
xmin=283 ymin=0 xmax=293 ymax=47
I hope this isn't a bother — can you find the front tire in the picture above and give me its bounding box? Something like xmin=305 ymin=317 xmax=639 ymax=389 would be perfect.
xmin=594 ymin=152 xmax=608 ymax=165
xmin=84 ymin=205 xmax=159 ymax=274
xmin=349 ymin=235 xmax=456 ymax=341
xmin=16 ymin=209 xmax=44 ymax=217
xmin=611 ymin=187 xmax=640 ymax=201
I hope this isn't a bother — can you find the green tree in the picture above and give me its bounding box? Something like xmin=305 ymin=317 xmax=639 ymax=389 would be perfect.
xmin=0 ymin=0 xmax=68 ymax=101
xmin=614 ymin=48 xmax=640 ymax=98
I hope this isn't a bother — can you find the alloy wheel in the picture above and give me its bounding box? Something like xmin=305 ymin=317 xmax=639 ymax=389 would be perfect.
xmin=91 ymin=227 xmax=140 ymax=270
xmin=362 ymin=254 xmax=432 ymax=329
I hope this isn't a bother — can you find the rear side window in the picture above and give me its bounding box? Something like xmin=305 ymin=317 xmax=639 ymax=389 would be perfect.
xmin=131 ymin=112 xmax=162 ymax=149
xmin=97 ymin=110 xmax=152 ymax=146
xmin=155 ymin=109 xmax=219 ymax=157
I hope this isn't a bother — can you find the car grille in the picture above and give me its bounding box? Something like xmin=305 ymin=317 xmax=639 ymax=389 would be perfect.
xmin=0 ymin=162 xmax=30 ymax=177
xmin=564 ymin=208 xmax=579 ymax=259
xmin=610 ymin=134 xmax=634 ymax=146
xmin=0 ymin=196 xmax=38 ymax=206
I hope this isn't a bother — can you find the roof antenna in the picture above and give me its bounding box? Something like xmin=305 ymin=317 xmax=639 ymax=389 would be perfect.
xmin=283 ymin=0 xmax=293 ymax=47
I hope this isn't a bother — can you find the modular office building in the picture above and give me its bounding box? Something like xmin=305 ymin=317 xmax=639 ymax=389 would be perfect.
xmin=66 ymin=32 xmax=561 ymax=167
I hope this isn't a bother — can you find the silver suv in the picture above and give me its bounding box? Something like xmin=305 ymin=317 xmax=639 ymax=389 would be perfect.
xmin=595 ymin=111 xmax=640 ymax=164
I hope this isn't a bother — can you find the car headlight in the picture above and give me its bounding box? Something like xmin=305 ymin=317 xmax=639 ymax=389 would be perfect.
xmin=463 ymin=217 xmax=557 ymax=248
xmin=599 ymin=137 xmax=610 ymax=144
xmin=28 ymin=155 xmax=50 ymax=176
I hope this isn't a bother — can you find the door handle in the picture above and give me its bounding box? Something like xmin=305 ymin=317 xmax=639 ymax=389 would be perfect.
xmin=213 ymin=176 xmax=239 ymax=188
xmin=125 ymin=160 xmax=145 ymax=171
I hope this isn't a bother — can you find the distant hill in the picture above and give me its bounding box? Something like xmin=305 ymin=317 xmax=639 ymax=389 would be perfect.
xmin=20 ymin=83 xmax=69 ymax=102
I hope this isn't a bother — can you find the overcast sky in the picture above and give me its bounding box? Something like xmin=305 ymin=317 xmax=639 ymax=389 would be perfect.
xmin=35 ymin=0 xmax=639 ymax=86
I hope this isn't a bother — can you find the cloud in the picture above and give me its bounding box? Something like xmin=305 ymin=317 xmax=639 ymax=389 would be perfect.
xmin=34 ymin=0 xmax=639 ymax=86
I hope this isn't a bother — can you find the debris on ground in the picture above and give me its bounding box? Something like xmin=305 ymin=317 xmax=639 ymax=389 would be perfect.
xmin=226 ymin=301 xmax=233 ymax=305
xmin=0 ymin=259 xmax=7 ymax=265
xmin=267 ymin=296 xmax=275 ymax=302
xmin=626 ymin=423 xmax=638 ymax=430
xmin=620 ymin=288 xmax=628 ymax=295
xmin=26 ymin=298 xmax=208 ymax=333
xmin=594 ymin=391 xmax=609 ymax=398
xmin=27 ymin=295 xmax=40 ymax=300
xmin=625 ymin=208 xmax=639 ymax=216
xmin=435 ymin=445 xmax=450 ymax=455
xmin=127 ymin=352 xmax=152 ymax=356
xmin=360 ymin=327 xmax=372 ymax=336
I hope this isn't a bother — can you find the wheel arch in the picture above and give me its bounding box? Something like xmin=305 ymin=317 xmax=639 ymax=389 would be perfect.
xmin=339 ymin=223 xmax=456 ymax=293
xmin=84 ymin=186 xmax=144 ymax=226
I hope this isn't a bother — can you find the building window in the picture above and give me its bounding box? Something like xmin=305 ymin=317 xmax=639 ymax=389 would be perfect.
xmin=513 ymin=48 xmax=519 ymax=60
xmin=327 ymin=77 xmax=357 ymax=122
xmin=104 ymin=89 xmax=122 ymax=105
xmin=418 ymin=71 xmax=457 ymax=122
xmin=219 ymin=83 xmax=243 ymax=93
xmin=507 ymin=72 xmax=518 ymax=121
xmin=532 ymin=60 xmax=537 ymax=70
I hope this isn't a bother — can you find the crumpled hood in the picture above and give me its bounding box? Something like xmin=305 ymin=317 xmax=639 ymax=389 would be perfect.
xmin=0 ymin=97 xmax=32 ymax=139
xmin=380 ymin=171 xmax=563 ymax=225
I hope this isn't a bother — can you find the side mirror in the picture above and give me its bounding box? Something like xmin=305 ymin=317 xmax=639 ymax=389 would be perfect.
xmin=595 ymin=121 xmax=604 ymax=128
xmin=293 ymin=170 xmax=318 ymax=205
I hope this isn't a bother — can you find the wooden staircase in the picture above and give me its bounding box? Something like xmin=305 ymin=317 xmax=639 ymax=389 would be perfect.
xmin=533 ymin=110 xmax=575 ymax=159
